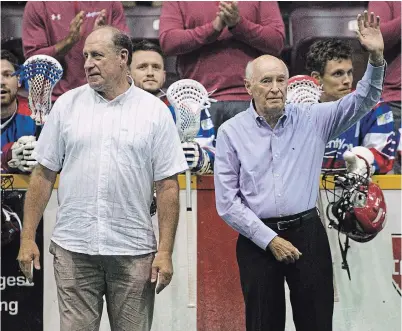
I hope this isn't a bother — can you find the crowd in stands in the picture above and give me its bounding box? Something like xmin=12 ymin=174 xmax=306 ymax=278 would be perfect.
xmin=1 ymin=1 xmax=400 ymax=175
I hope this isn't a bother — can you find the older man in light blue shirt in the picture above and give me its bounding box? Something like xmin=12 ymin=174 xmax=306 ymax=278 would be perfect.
xmin=214 ymin=10 xmax=385 ymax=331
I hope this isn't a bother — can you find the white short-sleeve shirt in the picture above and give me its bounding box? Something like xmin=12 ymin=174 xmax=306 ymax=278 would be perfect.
xmin=33 ymin=83 xmax=188 ymax=255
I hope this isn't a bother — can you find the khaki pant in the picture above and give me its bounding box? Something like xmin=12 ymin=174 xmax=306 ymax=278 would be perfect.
xmin=49 ymin=241 xmax=155 ymax=331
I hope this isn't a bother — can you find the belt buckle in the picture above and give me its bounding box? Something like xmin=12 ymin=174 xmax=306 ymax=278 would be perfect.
xmin=277 ymin=220 xmax=291 ymax=231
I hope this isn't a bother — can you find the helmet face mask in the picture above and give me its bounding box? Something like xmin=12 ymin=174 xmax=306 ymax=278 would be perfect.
xmin=323 ymin=170 xmax=387 ymax=243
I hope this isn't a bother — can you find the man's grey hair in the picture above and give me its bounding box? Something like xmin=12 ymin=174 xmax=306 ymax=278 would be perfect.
xmin=245 ymin=61 xmax=254 ymax=80
xmin=94 ymin=26 xmax=133 ymax=66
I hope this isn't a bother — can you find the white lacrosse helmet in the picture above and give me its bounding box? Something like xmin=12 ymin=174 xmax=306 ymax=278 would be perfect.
xmin=166 ymin=79 xmax=214 ymax=142
xmin=286 ymin=75 xmax=322 ymax=104
xmin=16 ymin=55 xmax=63 ymax=125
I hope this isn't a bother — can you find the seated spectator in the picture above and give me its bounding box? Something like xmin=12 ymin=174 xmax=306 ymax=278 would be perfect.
xmin=22 ymin=1 xmax=129 ymax=101
xmin=369 ymin=1 xmax=401 ymax=174
xmin=159 ymin=1 xmax=285 ymax=134
xmin=306 ymin=39 xmax=398 ymax=174
xmin=1 ymin=50 xmax=37 ymax=174
xmin=131 ymin=40 xmax=215 ymax=174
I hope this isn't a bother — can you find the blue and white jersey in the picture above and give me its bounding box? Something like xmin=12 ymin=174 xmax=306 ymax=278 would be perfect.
xmin=322 ymin=101 xmax=398 ymax=174
xmin=162 ymin=96 xmax=216 ymax=170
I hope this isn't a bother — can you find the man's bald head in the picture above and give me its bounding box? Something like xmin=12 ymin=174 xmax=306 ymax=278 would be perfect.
xmin=87 ymin=26 xmax=132 ymax=66
xmin=83 ymin=26 xmax=132 ymax=97
xmin=244 ymin=55 xmax=289 ymax=119
xmin=245 ymin=55 xmax=289 ymax=81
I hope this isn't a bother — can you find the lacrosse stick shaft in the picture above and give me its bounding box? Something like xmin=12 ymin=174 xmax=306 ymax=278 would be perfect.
xmin=186 ymin=169 xmax=196 ymax=308
xmin=35 ymin=125 xmax=43 ymax=140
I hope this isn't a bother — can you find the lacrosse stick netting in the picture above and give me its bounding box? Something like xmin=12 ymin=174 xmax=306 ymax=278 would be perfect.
xmin=166 ymin=79 xmax=214 ymax=308
xmin=286 ymin=75 xmax=322 ymax=104
xmin=15 ymin=55 xmax=63 ymax=126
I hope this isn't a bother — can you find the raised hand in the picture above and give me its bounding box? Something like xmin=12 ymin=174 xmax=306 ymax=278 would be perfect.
xmin=94 ymin=9 xmax=107 ymax=30
xmin=68 ymin=11 xmax=85 ymax=45
xmin=356 ymin=10 xmax=384 ymax=65
xmin=219 ymin=1 xmax=240 ymax=28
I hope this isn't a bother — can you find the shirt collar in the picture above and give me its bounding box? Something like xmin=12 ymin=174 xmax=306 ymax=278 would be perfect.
xmin=94 ymin=76 xmax=135 ymax=105
xmin=247 ymin=100 xmax=288 ymax=128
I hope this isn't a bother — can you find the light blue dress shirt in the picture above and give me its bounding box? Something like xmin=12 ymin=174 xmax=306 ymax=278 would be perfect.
xmin=214 ymin=63 xmax=385 ymax=251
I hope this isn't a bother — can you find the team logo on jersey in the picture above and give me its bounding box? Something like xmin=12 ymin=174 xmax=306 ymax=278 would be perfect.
xmin=377 ymin=111 xmax=394 ymax=126
xmin=392 ymin=233 xmax=401 ymax=295
xmin=51 ymin=13 xmax=61 ymax=21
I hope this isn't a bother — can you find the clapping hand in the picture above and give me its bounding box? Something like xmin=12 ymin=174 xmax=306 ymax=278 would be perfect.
xmin=219 ymin=1 xmax=240 ymax=28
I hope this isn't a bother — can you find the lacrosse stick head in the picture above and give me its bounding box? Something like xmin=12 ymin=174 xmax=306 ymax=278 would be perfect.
xmin=166 ymin=79 xmax=209 ymax=142
xmin=286 ymin=75 xmax=322 ymax=104
xmin=14 ymin=55 xmax=63 ymax=125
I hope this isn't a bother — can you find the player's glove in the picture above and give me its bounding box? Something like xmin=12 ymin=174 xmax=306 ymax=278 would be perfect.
xmin=181 ymin=142 xmax=211 ymax=175
xmin=8 ymin=136 xmax=38 ymax=173
xmin=343 ymin=146 xmax=374 ymax=179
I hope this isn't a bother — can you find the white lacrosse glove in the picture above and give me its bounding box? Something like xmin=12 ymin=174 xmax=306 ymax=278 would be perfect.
xmin=7 ymin=136 xmax=38 ymax=173
xmin=343 ymin=146 xmax=375 ymax=178
xmin=182 ymin=142 xmax=211 ymax=175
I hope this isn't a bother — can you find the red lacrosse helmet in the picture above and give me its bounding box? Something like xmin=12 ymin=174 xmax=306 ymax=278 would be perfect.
xmin=325 ymin=174 xmax=387 ymax=243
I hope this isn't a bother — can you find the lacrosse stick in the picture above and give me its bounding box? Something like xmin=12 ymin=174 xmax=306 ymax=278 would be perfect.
xmin=286 ymin=75 xmax=322 ymax=104
xmin=166 ymin=79 xmax=213 ymax=308
xmin=14 ymin=55 xmax=63 ymax=138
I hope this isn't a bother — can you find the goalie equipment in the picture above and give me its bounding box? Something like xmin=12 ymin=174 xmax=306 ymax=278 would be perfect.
xmin=343 ymin=146 xmax=375 ymax=178
xmin=1 ymin=205 xmax=22 ymax=247
xmin=322 ymin=170 xmax=387 ymax=279
xmin=166 ymin=79 xmax=215 ymax=143
xmin=286 ymin=75 xmax=322 ymax=104
xmin=181 ymin=141 xmax=211 ymax=175
xmin=7 ymin=136 xmax=38 ymax=172
xmin=14 ymin=54 xmax=63 ymax=125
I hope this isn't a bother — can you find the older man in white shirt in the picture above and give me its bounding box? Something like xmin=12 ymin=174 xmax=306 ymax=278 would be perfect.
xmin=17 ymin=26 xmax=188 ymax=331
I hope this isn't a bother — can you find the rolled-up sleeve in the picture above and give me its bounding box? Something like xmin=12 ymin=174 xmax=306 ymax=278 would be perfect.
xmin=152 ymin=103 xmax=188 ymax=181
xmin=214 ymin=128 xmax=277 ymax=250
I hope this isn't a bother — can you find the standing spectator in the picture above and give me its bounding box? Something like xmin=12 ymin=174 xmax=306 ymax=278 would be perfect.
xmin=17 ymin=27 xmax=188 ymax=331
xmin=214 ymin=11 xmax=384 ymax=331
xmin=368 ymin=1 xmax=401 ymax=173
xmin=131 ymin=40 xmax=216 ymax=175
xmin=306 ymin=39 xmax=397 ymax=174
xmin=159 ymin=1 xmax=285 ymax=134
xmin=1 ymin=50 xmax=37 ymax=173
xmin=22 ymin=1 xmax=129 ymax=100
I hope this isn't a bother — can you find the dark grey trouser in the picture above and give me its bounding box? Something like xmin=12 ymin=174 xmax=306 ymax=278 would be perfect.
xmin=389 ymin=101 xmax=401 ymax=174
xmin=49 ymin=241 xmax=155 ymax=331
xmin=237 ymin=211 xmax=334 ymax=331
xmin=208 ymin=100 xmax=251 ymax=135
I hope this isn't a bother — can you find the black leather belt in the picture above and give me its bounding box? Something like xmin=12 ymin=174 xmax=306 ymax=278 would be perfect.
xmin=261 ymin=208 xmax=319 ymax=231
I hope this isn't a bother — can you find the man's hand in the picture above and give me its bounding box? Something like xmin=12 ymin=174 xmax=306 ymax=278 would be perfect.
xmin=219 ymin=1 xmax=240 ymax=28
xmin=212 ymin=14 xmax=225 ymax=32
xmin=267 ymin=236 xmax=302 ymax=264
xmin=17 ymin=238 xmax=40 ymax=283
xmin=151 ymin=251 xmax=173 ymax=294
xmin=343 ymin=146 xmax=374 ymax=178
xmin=67 ymin=11 xmax=85 ymax=45
xmin=356 ymin=10 xmax=384 ymax=65
xmin=8 ymin=136 xmax=38 ymax=173
xmin=94 ymin=9 xmax=107 ymax=30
